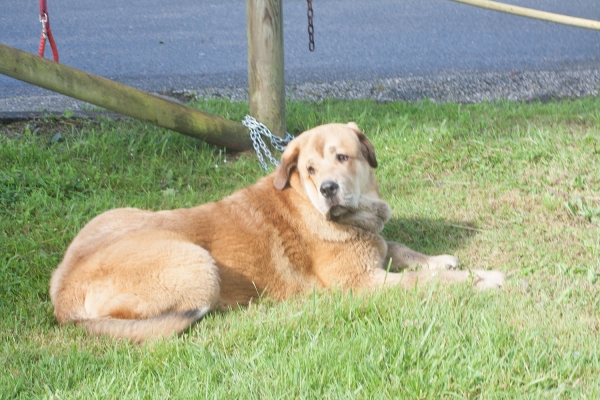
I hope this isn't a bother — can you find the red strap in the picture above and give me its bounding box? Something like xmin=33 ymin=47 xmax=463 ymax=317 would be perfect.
xmin=39 ymin=0 xmax=59 ymax=62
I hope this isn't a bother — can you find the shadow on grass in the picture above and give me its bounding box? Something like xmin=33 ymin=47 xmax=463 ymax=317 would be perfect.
xmin=383 ymin=217 xmax=479 ymax=255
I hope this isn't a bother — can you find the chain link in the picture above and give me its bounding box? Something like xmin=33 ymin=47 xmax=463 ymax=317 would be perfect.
xmin=242 ymin=115 xmax=294 ymax=170
xmin=307 ymin=0 xmax=314 ymax=51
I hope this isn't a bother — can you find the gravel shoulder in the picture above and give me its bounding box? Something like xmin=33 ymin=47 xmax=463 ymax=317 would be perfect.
xmin=1 ymin=67 xmax=599 ymax=118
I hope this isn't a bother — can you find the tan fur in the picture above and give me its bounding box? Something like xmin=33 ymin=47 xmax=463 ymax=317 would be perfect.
xmin=50 ymin=123 xmax=505 ymax=342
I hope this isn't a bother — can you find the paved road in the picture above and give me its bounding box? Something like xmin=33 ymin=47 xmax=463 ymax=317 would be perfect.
xmin=1 ymin=0 xmax=599 ymax=99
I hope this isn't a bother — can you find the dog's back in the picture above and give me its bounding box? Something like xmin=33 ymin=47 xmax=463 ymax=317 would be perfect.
xmin=49 ymin=174 xmax=328 ymax=340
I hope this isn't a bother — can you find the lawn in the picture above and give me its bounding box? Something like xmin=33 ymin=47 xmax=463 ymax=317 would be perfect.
xmin=1 ymin=97 xmax=599 ymax=398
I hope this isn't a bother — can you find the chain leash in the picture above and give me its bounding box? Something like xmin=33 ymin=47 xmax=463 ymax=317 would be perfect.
xmin=242 ymin=115 xmax=294 ymax=170
xmin=307 ymin=0 xmax=315 ymax=51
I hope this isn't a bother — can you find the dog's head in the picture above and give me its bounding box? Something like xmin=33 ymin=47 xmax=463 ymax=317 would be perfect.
xmin=274 ymin=122 xmax=391 ymax=230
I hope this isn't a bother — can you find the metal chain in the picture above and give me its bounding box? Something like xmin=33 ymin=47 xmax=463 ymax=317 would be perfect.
xmin=242 ymin=115 xmax=294 ymax=170
xmin=307 ymin=0 xmax=314 ymax=51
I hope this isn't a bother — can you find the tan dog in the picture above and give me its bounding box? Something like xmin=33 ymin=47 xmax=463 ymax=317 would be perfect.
xmin=50 ymin=123 xmax=505 ymax=342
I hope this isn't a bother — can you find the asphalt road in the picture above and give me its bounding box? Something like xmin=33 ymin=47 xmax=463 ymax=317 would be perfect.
xmin=1 ymin=0 xmax=599 ymax=99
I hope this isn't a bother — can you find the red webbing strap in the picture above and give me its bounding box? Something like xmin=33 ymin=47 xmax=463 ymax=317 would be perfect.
xmin=38 ymin=0 xmax=59 ymax=62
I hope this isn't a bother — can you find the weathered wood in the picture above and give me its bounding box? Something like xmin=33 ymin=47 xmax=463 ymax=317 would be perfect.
xmin=451 ymin=0 xmax=600 ymax=30
xmin=0 ymin=43 xmax=253 ymax=151
xmin=246 ymin=0 xmax=286 ymax=138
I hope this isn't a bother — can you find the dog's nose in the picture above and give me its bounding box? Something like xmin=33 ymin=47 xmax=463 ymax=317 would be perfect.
xmin=320 ymin=181 xmax=339 ymax=198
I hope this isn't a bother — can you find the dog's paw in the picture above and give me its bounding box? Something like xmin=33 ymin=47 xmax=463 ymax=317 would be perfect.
xmin=425 ymin=255 xmax=460 ymax=270
xmin=472 ymin=270 xmax=506 ymax=289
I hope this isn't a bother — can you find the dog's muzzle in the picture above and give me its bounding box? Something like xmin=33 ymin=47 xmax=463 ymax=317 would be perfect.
xmin=320 ymin=181 xmax=351 ymax=218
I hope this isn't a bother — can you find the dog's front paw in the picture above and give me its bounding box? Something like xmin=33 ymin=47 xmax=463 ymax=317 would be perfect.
xmin=472 ymin=270 xmax=506 ymax=289
xmin=426 ymin=255 xmax=460 ymax=270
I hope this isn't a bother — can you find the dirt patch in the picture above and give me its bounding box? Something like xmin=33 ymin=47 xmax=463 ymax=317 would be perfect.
xmin=1 ymin=117 xmax=92 ymax=140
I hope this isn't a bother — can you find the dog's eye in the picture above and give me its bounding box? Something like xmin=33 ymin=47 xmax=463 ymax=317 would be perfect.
xmin=336 ymin=154 xmax=349 ymax=163
xmin=307 ymin=166 xmax=315 ymax=175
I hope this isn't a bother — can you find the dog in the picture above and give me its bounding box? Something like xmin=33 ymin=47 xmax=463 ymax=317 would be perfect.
xmin=50 ymin=122 xmax=505 ymax=342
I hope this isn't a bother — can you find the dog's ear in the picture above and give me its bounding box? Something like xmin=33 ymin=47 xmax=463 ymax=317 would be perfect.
xmin=347 ymin=122 xmax=377 ymax=168
xmin=273 ymin=138 xmax=300 ymax=190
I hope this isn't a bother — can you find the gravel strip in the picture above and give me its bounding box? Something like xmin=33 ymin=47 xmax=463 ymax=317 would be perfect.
xmin=180 ymin=68 xmax=600 ymax=103
xmin=1 ymin=67 xmax=599 ymax=115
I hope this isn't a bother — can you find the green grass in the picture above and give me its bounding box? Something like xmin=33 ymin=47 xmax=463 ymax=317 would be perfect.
xmin=1 ymin=98 xmax=599 ymax=398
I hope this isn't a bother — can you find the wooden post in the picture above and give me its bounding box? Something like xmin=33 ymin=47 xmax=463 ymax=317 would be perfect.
xmin=246 ymin=0 xmax=286 ymax=138
xmin=0 ymin=43 xmax=252 ymax=151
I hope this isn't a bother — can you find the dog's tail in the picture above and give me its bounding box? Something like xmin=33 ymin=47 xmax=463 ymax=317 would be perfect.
xmin=79 ymin=307 xmax=210 ymax=343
